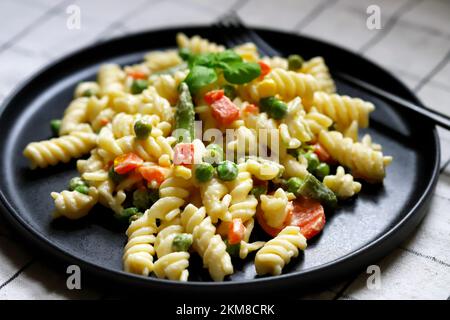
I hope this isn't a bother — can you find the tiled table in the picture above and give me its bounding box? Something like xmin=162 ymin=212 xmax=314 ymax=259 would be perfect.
xmin=0 ymin=0 xmax=449 ymax=300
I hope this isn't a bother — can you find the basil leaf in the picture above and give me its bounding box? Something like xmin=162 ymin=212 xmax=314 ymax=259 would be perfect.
xmin=215 ymin=50 xmax=242 ymax=64
xmin=178 ymin=48 xmax=192 ymax=61
xmin=188 ymin=53 xmax=215 ymax=68
xmin=223 ymin=61 xmax=261 ymax=84
xmin=184 ymin=65 xmax=217 ymax=94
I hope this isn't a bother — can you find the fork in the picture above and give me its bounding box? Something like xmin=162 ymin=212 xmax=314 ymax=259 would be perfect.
xmin=213 ymin=11 xmax=450 ymax=130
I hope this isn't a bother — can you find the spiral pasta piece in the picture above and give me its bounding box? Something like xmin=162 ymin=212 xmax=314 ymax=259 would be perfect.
xmin=23 ymin=132 xmax=97 ymax=169
xmin=60 ymin=97 xmax=92 ymax=135
xmin=233 ymin=43 xmax=259 ymax=62
xmin=181 ymin=204 xmax=233 ymax=281
xmin=239 ymin=219 xmax=265 ymax=259
xmin=153 ymin=225 xmax=191 ymax=281
xmin=150 ymin=69 xmax=188 ymax=105
xmin=255 ymin=226 xmax=307 ymax=276
xmin=266 ymin=68 xmax=319 ymax=106
xmin=51 ymin=187 xmax=98 ymax=220
xmin=145 ymin=177 xmax=192 ymax=226
xmin=200 ymin=177 xmax=231 ymax=223
xmin=139 ymin=87 xmax=174 ymax=124
xmin=323 ymin=166 xmax=361 ymax=199
xmin=312 ymin=91 xmax=375 ymax=128
xmin=176 ymin=33 xmax=224 ymax=54
xmin=225 ymin=164 xmax=258 ymax=222
xmin=260 ymin=188 xmax=294 ymax=229
xmin=111 ymin=112 xmax=161 ymax=138
xmin=300 ymin=57 xmax=336 ymax=93
xmin=98 ymin=64 xmax=125 ymax=99
xmin=260 ymin=56 xmax=288 ymax=69
xmin=123 ymin=212 xmax=157 ymax=276
xmin=319 ymin=130 xmax=392 ymax=182
xmin=144 ymin=50 xmax=182 ymax=72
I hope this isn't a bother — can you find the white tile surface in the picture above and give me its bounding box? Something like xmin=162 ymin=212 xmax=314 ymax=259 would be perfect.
xmin=301 ymin=1 xmax=382 ymax=51
xmin=429 ymin=59 xmax=450 ymax=90
xmin=418 ymin=82 xmax=450 ymax=117
xmin=400 ymin=0 xmax=450 ymax=36
xmin=0 ymin=0 xmax=46 ymax=44
xmin=74 ymin=0 xmax=149 ymax=24
xmin=13 ymin=13 xmax=107 ymax=58
xmin=238 ymin=0 xmax=329 ymax=31
xmin=365 ymin=21 xmax=450 ymax=79
xmin=123 ymin=0 xmax=217 ymax=32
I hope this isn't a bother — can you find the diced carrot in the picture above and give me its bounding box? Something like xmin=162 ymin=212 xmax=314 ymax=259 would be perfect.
xmin=114 ymin=153 xmax=144 ymax=175
xmin=228 ymin=218 xmax=246 ymax=245
xmin=204 ymin=89 xmax=224 ymax=105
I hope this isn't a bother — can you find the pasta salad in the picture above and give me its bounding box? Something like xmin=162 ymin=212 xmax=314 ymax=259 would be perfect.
xmin=23 ymin=33 xmax=392 ymax=281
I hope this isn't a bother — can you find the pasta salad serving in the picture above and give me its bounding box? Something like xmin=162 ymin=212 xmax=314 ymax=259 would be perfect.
xmin=23 ymin=33 xmax=392 ymax=282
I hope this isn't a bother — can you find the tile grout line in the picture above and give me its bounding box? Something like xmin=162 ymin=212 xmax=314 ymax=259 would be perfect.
xmin=440 ymin=159 xmax=450 ymax=174
xmin=293 ymin=0 xmax=340 ymax=31
xmin=0 ymin=258 xmax=35 ymax=291
xmin=0 ymin=0 xmax=72 ymax=55
xmin=400 ymin=247 xmax=450 ymax=268
xmin=414 ymin=50 xmax=450 ymax=92
xmin=359 ymin=0 xmax=423 ymax=54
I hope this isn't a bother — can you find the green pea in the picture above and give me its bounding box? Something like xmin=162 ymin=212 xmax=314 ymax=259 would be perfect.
xmin=134 ymin=120 xmax=152 ymax=140
xmin=288 ymin=54 xmax=304 ymax=70
xmin=217 ymin=161 xmax=238 ymax=181
xmin=50 ymin=119 xmax=61 ymax=136
xmin=172 ymin=233 xmax=193 ymax=252
xmin=225 ymin=239 xmax=240 ymax=258
xmin=315 ymin=163 xmax=330 ymax=180
xmin=131 ymin=79 xmax=148 ymax=94
xmin=250 ymin=185 xmax=267 ymax=199
xmin=195 ymin=163 xmax=214 ymax=183
xmin=203 ymin=144 xmax=224 ymax=166
xmin=132 ymin=189 xmax=152 ymax=210
xmin=304 ymin=152 xmax=320 ymax=172
xmin=223 ymin=85 xmax=237 ymax=100
xmin=69 ymin=177 xmax=87 ymax=191
xmin=74 ymin=185 xmax=89 ymax=195
xmin=179 ymin=48 xmax=192 ymax=61
xmin=286 ymin=177 xmax=303 ymax=194
xmin=116 ymin=207 xmax=140 ymax=224
xmin=108 ymin=166 xmax=125 ymax=183
xmin=271 ymin=100 xmax=288 ymax=119
xmin=259 ymin=96 xmax=277 ymax=113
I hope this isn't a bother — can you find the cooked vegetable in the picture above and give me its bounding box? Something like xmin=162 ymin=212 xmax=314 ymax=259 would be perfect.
xmin=74 ymin=185 xmax=89 ymax=195
xmin=209 ymin=95 xmax=240 ymax=125
xmin=304 ymin=152 xmax=320 ymax=172
xmin=69 ymin=177 xmax=87 ymax=191
xmin=217 ymin=161 xmax=238 ymax=181
xmin=258 ymin=60 xmax=271 ymax=78
xmin=172 ymin=233 xmax=193 ymax=252
xmin=223 ymin=85 xmax=237 ymax=100
xmin=127 ymin=70 xmax=148 ymax=80
xmin=228 ymin=218 xmax=245 ymax=245
xmin=296 ymin=173 xmax=337 ymax=208
xmin=223 ymin=61 xmax=261 ymax=84
xmin=114 ymin=153 xmax=144 ymax=175
xmin=288 ymin=54 xmax=304 ymax=70
xmin=288 ymin=197 xmax=325 ymax=239
xmin=250 ymin=185 xmax=267 ymax=199
xmin=203 ymin=143 xmax=224 ymax=166
xmin=173 ymin=143 xmax=194 ymax=166
xmin=174 ymin=83 xmax=195 ymax=143
xmin=225 ymin=239 xmax=240 ymax=258
xmin=130 ymin=79 xmax=148 ymax=94
xmin=138 ymin=166 xmax=166 ymax=186
xmin=184 ymin=65 xmax=217 ymax=94
xmin=116 ymin=207 xmax=140 ymax=224
xmin=108 ymin=165 xmax=125 ymax=183
xmin=313 ymin=143 xmax=331 ymax=163
xmin=315 ymin=163 xmax=330 ymax=180
xmin=50 ymin=119 xmax=61 ymax=136
xmin=134 ymin=120 xmax=152 ymax=140
xmin=259 ymin=96 xmax=287 ymax=119
xmin=204 ymin=89 xmax=224 ymax=104
xmin=286 ymin=177 xmax=303 ymax=194
xmin=82 ymin=89 xmax=95 ymax=97
xmin=132 ymin=188 xmax=157 ymax=210
xmin=195 ymin=163 xmax=214 ymax=182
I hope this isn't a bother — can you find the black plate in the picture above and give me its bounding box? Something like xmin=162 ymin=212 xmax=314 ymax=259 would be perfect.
xmin=0 ymin=26 xmax=440 ymax=294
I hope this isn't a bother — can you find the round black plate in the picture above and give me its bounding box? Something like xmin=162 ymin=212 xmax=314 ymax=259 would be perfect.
xmin=0 ymin=27 xmax=440 ymax=294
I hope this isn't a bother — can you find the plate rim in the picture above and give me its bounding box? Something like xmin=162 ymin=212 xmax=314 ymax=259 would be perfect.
xmin=0 ymin=25 xmax=441 ymax=291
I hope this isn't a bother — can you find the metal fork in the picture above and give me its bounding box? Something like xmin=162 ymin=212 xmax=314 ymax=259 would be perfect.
xmin=213 ymin=11 xmax=450 ymax=130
